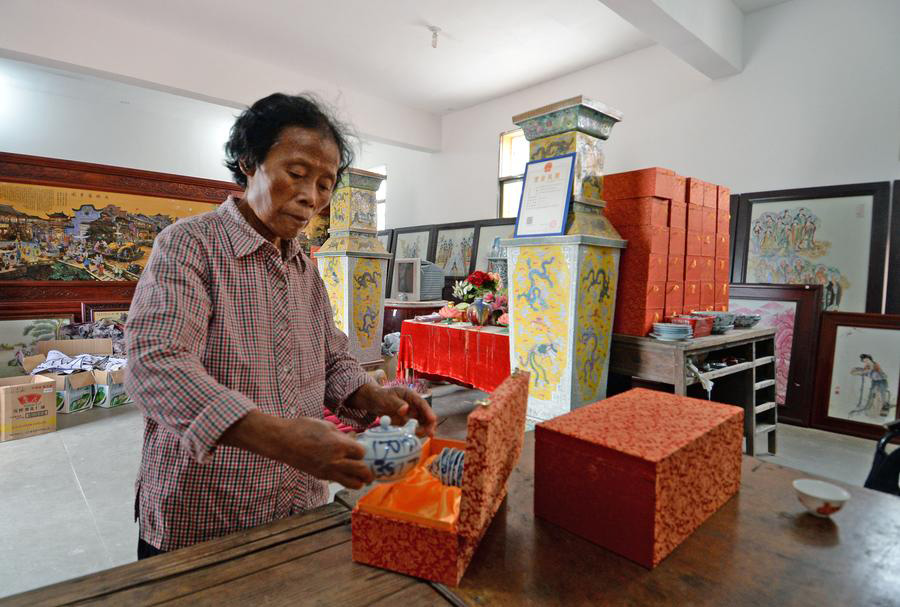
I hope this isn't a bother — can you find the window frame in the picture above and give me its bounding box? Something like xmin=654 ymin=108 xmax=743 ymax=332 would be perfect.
xmin=497 ymin=128 xmax=527 ymax=218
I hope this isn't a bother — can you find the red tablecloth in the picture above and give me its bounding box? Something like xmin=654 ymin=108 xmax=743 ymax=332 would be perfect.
xmin=397 ymin=320 xmax=510 ymax=393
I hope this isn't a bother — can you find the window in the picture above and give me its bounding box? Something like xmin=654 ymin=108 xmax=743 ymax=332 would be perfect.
xmin=498 ymin=129 xmax=528 ymax=218
xmin=369 ymin=165 xmax=387 ymax=230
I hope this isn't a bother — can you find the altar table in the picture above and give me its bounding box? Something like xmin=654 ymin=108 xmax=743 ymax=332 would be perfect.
xmin=397 ymin=320 xmax=511 ymax=393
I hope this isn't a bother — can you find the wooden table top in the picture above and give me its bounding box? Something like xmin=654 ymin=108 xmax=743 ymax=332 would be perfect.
xmin=613 ymin=326 xmax=775 ymax=351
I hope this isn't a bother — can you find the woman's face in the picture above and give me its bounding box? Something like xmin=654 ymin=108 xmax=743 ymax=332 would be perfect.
xmin=242 ymin=126 xmax=339 ymax=241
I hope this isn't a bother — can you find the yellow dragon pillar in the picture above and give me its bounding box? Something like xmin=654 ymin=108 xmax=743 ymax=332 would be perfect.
xmin=315 ymin=168 xmax=390 ymax=368
xmin=501 ymin=96 xmax=627 ymax=426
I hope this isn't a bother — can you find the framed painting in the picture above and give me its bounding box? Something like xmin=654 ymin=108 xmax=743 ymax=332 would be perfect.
xmin=728 ymin=284 xmax=823 ymax=426
xmin=377 ymin=229 xmax=395 ymax=297
xmin=731 ymin=182 xmax=891 ymax=313
xmin=886 ymin=181 xmax=900 ymax=314
xmin=0 ymin=314 xmax=74 ymax=378
xmin=0 ymin=152 xmax=241 ymax=304
xmin=392 ymin=227 xmax=432 ymax=260
xmin=811 ymin=312 xmax=899 ymax=440
xmin=472 ymin=219 xmax=515 ymax=273
xmin=432 ymin=223 xmax=476 ymax=278
xmin=81 ymin=301 xmax=131 ymax=323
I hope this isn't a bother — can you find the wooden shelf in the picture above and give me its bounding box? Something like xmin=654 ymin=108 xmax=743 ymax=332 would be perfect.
xmin=754 ymin=356 xmax=775 ymax=367
xmin=755 ymin=401 xmax=777 ymax=414
xmin=756 ymin=423 xmax=777 ymax=434
xmin=754 ymin=379 xmax=776 ymax=390
xmin=689 ymin=361 xmax=754 ymax=384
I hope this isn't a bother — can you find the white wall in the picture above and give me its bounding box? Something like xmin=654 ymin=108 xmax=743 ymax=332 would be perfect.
xmin=354 ymin=140 xmax=434 ymax=229
xmin=395 ymin=0 xmax=900 ymax=226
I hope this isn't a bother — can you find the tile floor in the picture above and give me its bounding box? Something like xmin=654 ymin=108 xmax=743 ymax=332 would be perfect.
xmin=0 ymin=386 xmax=889 ymax=598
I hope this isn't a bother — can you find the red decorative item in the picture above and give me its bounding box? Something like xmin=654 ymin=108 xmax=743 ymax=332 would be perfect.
xmin=604 ymin=167 xmax=677 ymax=201
xmin=352 ymin=371 xmax=529 ymax=586
xmin=669 ymin=314 xmax=713 ymax=337
xmin=604 ymin=197 xmax=669 ymax=227
xmin=686 ymin=178 xmax=705 ymax=206
xmin=534 ymin=388 xmax=743 ymax=569
xmin=669 ymin=201 xmax=687 ymax=229
xmin=717 ymin=185 xmax=731 ymax=210
xmin=702 ymin=181 xmax=718 ymax=208
xmin=618 ymin=225 xmax=669 ymax=256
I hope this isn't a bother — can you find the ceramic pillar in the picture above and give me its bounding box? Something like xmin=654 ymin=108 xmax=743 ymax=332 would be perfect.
xmin=316 ymin=168 xmax=390 ymax=368
xmin=501 ymin=96 xmax=627 ymax=426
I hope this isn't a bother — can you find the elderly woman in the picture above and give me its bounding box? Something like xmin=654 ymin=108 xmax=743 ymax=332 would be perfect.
xmin=126 ymin=93 xmax=436 ymax=559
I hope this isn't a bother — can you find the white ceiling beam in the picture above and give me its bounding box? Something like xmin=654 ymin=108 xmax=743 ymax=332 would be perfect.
xmin=599 ymin=0 xmax=744 ymax=78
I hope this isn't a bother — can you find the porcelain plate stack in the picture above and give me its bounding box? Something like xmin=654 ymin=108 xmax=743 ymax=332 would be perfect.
xmin=650 ymin=322 xmax=693 ymax=342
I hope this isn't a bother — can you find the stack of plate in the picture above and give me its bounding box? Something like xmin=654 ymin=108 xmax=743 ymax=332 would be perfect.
xmin=650 ymin=323 xmax=693 ymax=342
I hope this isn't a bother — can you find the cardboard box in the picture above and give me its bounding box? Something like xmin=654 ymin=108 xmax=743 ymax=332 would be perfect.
xmin=715 ymin=282 xmax=730 ymax=305
xmin=702 ymin=209 xmax=718 ymax=235
xmin=352 ymin=372 xmax=529 ymax=586
xmin=613 ymin=307 xmax=663 ymax=336
xmin=0 ymin=375 xmax=57 ymax=443
xmin=618 ymin=225 xmax=669 ymax=256
xmin=701 ymin=257 xmax=715 ymax=281
xmin=701 ymin=234 xmax=716 ymax=258
xmin=92 ymin=369 xmax=133 ymax=408
xmin=687 ymin=205 xmax=703 ymax=232
xmin=668 ymin=227 xmax=686 ymax=258
xmin=604 ymin=168 xmax=676 ymax=201
xmin=605 ymin=197 xmax=669 ymax=227
xmin=535 ymin=389 xmax=743 ymax=568
xmin=684 ymin=281 xmax=700 ymax=307
xmin=667 ymin=255 xmax=684 ymax=282
xmin=686 ymin=231 xmax=703 ymax=256
xmin=701 ymin=281 xmax=715 ymax=306
xmin=620 ymin=251 xmax=668 ymax=284
xmin=715 ymin=258 xmax=730 ymax=282
xmin=672 ymin=174 xmax=687 ymax=203
xmin=668 ymin=201 xmax=686 ymax=229
xmin=702 ymin=181 xmax=718 ymax=209
xmin=685 ymin=256 xmax=703 ymax=281
xmin=686 ymin=178 xmax=705 ymax=206
xmin=717 ymin=186 xmax=731 ymax=210
xmin=23 ymin=339 xmax=114 ymax=414
xmin=715 ymin=233 xmax=730 ymax=259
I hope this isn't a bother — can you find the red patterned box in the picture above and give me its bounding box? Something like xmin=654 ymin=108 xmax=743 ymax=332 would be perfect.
xmin=717 ymin=207 xmax=731 ymax=232
xmin=686 ymin=178 xmax=705 ymax=206
xmin=715 ymin=304 xmax=729 ymax=312
xmin=668 ymin=227 xmax=686 ymax=257
xmin=700 ymin=257 xmax=715 ymax=281
xmin=618 ymin=281 xmax=665 ymax=310
xmin=668 ymin=201 xmax=687 ymax=229
xmin=618 ymin=225 xmax=669 ymax=255
xmin=535 ymin=389 xmax=742 ymax=568
xmin=620 ymin=251 xmax=668 ymax=284
xmin=604 ymin=167 xmax=676 ymax=200
xmin=667 ymin=255 xmax=684 ymax=282
xmin=715 ymin=233 xmax=730 ymax=258
xmin=717 ymin=185 xmax=731 ymax=210
xmin=665 ymin=282 xmax=683 ymax=312
xmin=672 ymin=174 xmax=687 ymax=203
xmin=352 ymin=372 xmax=529 ymax=586
xmin=715 ymin=258 xmax=730 ymax=282
xmin=702 ymin=209 xmax=718 ymax=235
xmin=687 ymin=205 xmax=703 ymax=232
xmin=701 ymin=234 xmax=716 ymax=258
xmin=700 ymin=281 xmax=715 ymax=305
xmin=686 ymin=231 xmax=703 ymax=256
xmin=685 ymin=256 xmax=703 ymax=281
xmin=715 ymin=282 xmax=730 ymax=305
xmin=684 ymin=281 xmax=700 ymax=307
xmin=605 ymin=197 xmax=669 ymax=227
xmin=702 ymin=182 xmax=717 ymax=208
xmin=613 ymin=306 xmax=663 ymax=336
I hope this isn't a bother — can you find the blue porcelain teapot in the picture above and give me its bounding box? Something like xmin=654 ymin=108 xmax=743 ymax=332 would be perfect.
xmin=357 ymin=416 xmax=423 ymax=482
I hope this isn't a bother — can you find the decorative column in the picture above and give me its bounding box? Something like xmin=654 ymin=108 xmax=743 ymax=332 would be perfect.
xmin=315 ymin=168 xmax=390 ymax=369
xmin=501 ymin=96 xmax=627 ymax=426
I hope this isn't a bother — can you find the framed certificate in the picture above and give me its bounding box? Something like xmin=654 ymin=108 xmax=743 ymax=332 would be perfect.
xmin=513 ymin=153 xmax=575 ymax=237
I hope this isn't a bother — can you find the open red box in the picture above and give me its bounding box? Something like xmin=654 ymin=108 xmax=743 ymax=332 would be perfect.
xmin=352 ymin=371 xmax=529 ymax=586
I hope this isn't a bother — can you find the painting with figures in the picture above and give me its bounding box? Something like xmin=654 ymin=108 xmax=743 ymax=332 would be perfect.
xmin=729 ymin=298 xmax=796 ymax=405
xmin=394 ymin=231 xmax=430 ymax=260
xmin=0 ymin=317 xmax=72 ymax=378
xmin=746 ymin=197 xmax=873 ymax=311
xmin=0 ymin=180 xmax=217 ymax=282
xmin=434 ymin=227 xmax=475 ymax=278
xmin=826 ymin=326 xmax=898 ymax=425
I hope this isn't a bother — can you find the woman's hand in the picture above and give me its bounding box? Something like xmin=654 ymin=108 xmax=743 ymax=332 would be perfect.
xmin=347 ymin=382 xmax=437 ymax=437
xmin=222 ymin=411 xmax=374 ymax=489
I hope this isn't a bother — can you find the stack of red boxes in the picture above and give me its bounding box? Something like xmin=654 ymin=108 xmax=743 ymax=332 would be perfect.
xmin=605 ymin=168 xmax=731 ymax=336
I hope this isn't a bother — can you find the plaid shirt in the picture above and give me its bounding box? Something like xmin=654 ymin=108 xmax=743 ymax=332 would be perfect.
xmin=125 ymin=197 xmax=372 ymax=551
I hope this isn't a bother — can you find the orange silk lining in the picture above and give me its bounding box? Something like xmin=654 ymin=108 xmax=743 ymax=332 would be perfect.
xmin=357 ymin=439 xmax=464 ymax=531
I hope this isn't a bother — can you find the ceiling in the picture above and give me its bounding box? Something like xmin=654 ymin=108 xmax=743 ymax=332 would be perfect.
xmin=732 ymin=0 xmax=792 ymax=13
xmin=83 ymin=0 xmax=655 ymax=114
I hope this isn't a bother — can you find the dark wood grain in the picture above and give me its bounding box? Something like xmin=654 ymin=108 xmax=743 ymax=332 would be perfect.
xmin=886 ymin=181 xmax=900 ymax=314
xmin=448 ymin=433 xmax=900 ymax=607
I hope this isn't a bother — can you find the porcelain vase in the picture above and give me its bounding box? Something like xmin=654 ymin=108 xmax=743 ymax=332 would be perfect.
xmin=467 ymin=297 xmax=492 ymax=326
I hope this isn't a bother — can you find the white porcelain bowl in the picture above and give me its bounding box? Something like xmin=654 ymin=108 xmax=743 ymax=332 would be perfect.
xmin=792 ymin=479 xmax=851 ymax=517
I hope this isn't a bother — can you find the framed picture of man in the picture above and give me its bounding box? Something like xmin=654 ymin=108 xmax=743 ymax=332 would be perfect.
xmin=731 ymin=182 xmax=891 ymax=313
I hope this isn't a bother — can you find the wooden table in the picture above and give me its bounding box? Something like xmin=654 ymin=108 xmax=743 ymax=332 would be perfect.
xmin=610 ymin=327 xmax=778 ymax=455
xmin=383 ymin=299 xmax=446 ymax=338
xmin=9 ymin=416 xmax=900 ymax=606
